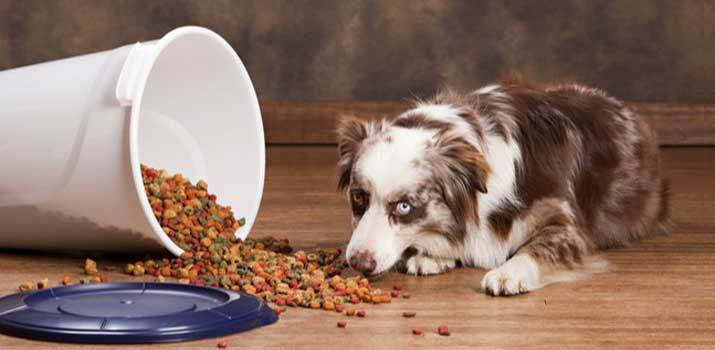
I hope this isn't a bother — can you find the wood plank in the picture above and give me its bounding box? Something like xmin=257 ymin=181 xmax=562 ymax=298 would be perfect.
xmin=1 ymin=146 xmax=714 ymax=349
xmin=261 ymin=101 xmax=715 ymax=146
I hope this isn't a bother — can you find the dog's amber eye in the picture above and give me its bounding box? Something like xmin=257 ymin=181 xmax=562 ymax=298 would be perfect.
xmin=352 ymin=192 xmax=362 ymax=203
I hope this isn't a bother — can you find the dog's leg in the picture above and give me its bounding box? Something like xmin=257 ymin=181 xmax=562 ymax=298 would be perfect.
xmin=400 ymin=254 xmax=457 ymax=276
xmin=481 ymin=201 xmax=603 ymax=296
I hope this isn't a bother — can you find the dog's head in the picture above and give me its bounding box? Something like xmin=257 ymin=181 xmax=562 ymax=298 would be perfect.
xmin=337 ymin=107 xmax=490 ymax=277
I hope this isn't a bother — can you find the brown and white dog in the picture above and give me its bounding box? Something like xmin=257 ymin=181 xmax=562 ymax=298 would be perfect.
xmin=337 ymin=83 xmax=670 ymax=296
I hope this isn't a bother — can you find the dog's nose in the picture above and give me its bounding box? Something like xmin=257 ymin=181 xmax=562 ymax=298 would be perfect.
xmin=349 ymin=250 xmax=377 ymax=275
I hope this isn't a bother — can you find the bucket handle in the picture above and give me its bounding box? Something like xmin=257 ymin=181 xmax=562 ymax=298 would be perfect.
xmin=116 ymin=43 xmax=156 ymax=107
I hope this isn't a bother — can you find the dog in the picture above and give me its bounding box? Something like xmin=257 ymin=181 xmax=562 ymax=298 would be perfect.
xmin=336 ymin=83 xmax=670 ymax=296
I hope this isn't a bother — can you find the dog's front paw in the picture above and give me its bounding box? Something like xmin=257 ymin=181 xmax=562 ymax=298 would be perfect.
xmin=401 ymin=255 xmax=456 ymax=276
xmin=480 ymin=255 xmax=541 ymax=296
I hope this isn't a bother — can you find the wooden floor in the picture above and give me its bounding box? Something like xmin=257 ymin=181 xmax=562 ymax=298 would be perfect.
xmin=1 ymin=146 xmax=714 ymax=349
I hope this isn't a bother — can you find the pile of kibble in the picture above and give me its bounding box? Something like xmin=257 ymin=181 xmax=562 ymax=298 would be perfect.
xmin=131 ymin=164 xmax=393 ymax=310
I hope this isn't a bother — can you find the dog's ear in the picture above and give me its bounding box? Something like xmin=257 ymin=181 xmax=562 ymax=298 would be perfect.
xmin=432 ymin=133 xmax=491 ymax=221
xmin=336 ymin=116 xmax=379 ymax=192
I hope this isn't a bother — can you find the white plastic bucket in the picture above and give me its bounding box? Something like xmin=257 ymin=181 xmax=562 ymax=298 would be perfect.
xmin=0 ymin=26 xmax=265 ymax=256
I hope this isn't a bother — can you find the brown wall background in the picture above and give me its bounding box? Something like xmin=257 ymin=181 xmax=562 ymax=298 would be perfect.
xmin=0 ymin=0 xmax=712 ymax=103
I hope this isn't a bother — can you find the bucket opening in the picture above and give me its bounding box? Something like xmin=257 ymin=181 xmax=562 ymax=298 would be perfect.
xmin=128 ymin=27 xmax=265 ymax=256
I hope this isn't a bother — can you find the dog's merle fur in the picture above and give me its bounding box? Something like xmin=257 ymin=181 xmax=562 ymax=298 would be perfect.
xmin=337 ymin=82 xmax=670 ymax=296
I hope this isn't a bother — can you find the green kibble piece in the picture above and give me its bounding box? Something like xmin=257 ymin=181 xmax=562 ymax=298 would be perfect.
xmin=238 ymin=217 xmax=246 ymax=226
xmin=149 ymin=184 xmax=161 ymax=196
xmin=220 ymin=276 xmax=231 ymax=287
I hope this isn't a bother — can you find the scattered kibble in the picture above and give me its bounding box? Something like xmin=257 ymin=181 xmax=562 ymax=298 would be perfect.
xmin=412 ymin=328 xmax=423 ymax=336
xmin=18 ymin=282 xmax=33 ymax=292
xmin=26 ymin=166 xmax=403 ymax=316
xmin=390 ymin=290 xmax=400 ymax=298
xmin=437 ymin=325 xmax=450 ymax=336
xmin=371 ymin=293 xmax=392 ymax=304
xmin=37 ymin=278 xmax=49 ymax=290
xmin=323 ymin=300 xmax=335 ymax=311
xmin=120 ymin=165 xmax=390 ymax=311
xmin=84 ymin=258 xmax=98 ymax=275
xmin=132 ymin=264 xmax=145 ymax=276
xmin=393 ymin=283 xmax=403 ymax=291
xmin=217 ymin=339 xmax=228 ymax=348
xmin=402 ymin=311 xmax=416 ymax=318
xmin=337 ymin=321 xmax=347 ymax=328
xmin=402 ymin=292 xmax=411 ymax=299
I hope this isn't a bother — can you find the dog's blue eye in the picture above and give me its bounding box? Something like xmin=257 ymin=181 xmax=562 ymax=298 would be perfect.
xmin=396 ymin=202 xmax=411 ymax=215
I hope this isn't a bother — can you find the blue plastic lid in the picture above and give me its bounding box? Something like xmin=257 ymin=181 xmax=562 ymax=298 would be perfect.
xmin=0 ymin=282 xmax=277 ymax=344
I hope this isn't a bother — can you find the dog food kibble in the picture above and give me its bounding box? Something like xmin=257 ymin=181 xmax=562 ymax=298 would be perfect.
xmin=346 ymin=308 xmax=356 ymax=317
xmin=393 ymin=283 xmax=403 ymax=291
xmin=335 ymin=304 xmax=345 ymax=313
xmin=18 ymin=282 xmax=33 ymax=292
xmin=402 ymin=311 xmax=416 ymax=318
xmin=337 ymin=321 xmax=347 ymax=328
xmin=84 ymin=258 xmax=98 ymax=275
xmin=20 ymin=281 xmax=34 ymax=291
xmin=217 ymin=339 xmax=228 ymax=348
xmin=132 ymin=264 xmax=145 ymax=276
xmin=37 ymin=278 xmax=49 ymax=290
xmin=401 ymin=292 xmax=411 ymax=299
xmin=437 ymin=325 xmax=450 ymax=336
xmin=390 ymin=290 xmax=400 ymax=298
xmin=323 ymin=300 xmax=335 ymax=311
xmin=356 ymin=310 xmax=366 ymax=318
xmin=412 ymin=328 xmax=423 ymax=336
xmin=62 ymin=276 xmax=72 ymax=285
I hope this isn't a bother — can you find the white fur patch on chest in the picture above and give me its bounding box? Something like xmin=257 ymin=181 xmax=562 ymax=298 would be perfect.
xmin=462 ymin=134 xmax=524 ymax=269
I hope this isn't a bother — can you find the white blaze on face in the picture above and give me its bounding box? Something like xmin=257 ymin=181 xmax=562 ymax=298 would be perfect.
xmin=346 ymin=127 xmax=436 ymax=274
